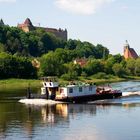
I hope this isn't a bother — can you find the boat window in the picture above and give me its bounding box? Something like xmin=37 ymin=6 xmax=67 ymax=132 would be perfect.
xmin=69 ymin=88 xmax=73 ymax=93
xmin=79 ymin=87 xmax=82 ymax=92
xmin=89 ymin=86 xmax=92 ymax=91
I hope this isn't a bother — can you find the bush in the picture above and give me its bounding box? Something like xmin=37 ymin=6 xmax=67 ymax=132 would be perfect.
xmin=61 ymin=72 xmax=78 ymax=81
xmin=92 ymin=72 xmax=108 ymax=79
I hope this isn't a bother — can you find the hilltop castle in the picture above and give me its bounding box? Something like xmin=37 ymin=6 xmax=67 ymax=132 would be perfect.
xmin=17 ymin=18 xmax=67 ymax=41
xmin=124 ymin=40 xmax=138 ymax=59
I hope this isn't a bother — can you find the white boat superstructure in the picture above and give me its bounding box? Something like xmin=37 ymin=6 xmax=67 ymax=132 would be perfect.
xmin=57 ymin=84 xmax=96 ymax=99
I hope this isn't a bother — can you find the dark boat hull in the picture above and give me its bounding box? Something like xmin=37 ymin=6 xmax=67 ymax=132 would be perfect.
xmin=55 ymin=92 xmax=122 ymax=103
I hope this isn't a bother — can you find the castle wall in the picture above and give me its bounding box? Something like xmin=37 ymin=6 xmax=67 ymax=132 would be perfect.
xmin=50 ymin=30 xmax=67 ymax=41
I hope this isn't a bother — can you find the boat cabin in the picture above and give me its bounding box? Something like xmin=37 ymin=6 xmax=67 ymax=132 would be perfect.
xmin=57 ymin=84 xmax=96 ymax=99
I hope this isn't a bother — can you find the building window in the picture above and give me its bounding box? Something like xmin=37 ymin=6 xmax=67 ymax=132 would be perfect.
xmin=69 ymin=88 xmax=73 ymax=93
xmin=79 ymin=87 xmax=82 ymax=92
xmin=89 ymin=86 xmax=92 ymax=91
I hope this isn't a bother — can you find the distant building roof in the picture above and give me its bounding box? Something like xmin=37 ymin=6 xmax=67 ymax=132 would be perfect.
xmin=124 ymin=40 xmax=139 ymax=59
xmin=74 ymin=58 xmax=87 ymax=67
xmin=24 ymin=18 xmax=33 ymax=26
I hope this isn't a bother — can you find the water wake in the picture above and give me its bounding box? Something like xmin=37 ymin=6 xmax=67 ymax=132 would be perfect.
xmin=122 ymin=91 xmax=140 ymax=96
xmin=19 ymin=99 xmax=63 ymax=105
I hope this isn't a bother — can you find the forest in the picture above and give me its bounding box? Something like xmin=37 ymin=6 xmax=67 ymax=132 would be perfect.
xmin=0 ymin=24 xmax=140 ymax=80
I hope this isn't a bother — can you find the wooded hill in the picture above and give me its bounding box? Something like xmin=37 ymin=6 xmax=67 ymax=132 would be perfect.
xmin=0 ymin=24 xmax=140 ymax=80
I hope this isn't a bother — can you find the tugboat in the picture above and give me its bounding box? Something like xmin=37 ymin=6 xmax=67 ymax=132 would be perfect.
xmin=30 ymin=77 xmax=122 ymax=103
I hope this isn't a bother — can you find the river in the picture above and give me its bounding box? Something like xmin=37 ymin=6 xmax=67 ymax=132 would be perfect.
xmin=0 ymin=81 xmax=140 ymax=140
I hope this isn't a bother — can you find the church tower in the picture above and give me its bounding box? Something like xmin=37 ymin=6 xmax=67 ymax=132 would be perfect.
xmin=124 ymin=40 xmax=138 ymax=59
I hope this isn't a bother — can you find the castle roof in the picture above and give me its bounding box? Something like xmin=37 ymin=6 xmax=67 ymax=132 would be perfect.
xmin=24 ymin=18 xmax=33 ymax=26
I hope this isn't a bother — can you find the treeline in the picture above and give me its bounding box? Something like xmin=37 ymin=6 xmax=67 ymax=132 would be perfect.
xmin=0 ymin=24 xmax=140 ymax=80
xmin=39 ymin=49 xmax=140 ymax=80
xmin=0 ymin=25 xmax=109 ymax=58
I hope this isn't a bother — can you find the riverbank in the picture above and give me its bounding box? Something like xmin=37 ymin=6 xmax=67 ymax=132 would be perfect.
xmin=0 ymin=79 xmax=40 ymax=91
xmin=1 ymin=76 xmax=140 ymax=91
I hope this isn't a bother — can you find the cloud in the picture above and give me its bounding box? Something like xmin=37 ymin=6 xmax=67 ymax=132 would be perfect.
xmin=0 ymin=0 xmax=16 ymax=3
xmin=54 ymin=0 xmax=115 ymax=15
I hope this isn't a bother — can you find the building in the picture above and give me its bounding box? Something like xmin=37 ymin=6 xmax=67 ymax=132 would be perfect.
xmin=123 ymin=40 xmax=139 ymax=59
xmin=18 ymin=18 xmax=67 ymax=41
xmin=74 ymin=58 xmax=88 ymax=67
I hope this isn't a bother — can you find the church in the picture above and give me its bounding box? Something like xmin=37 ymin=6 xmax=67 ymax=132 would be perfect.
xmin=123 ymin=40 xmax=139 ymax=59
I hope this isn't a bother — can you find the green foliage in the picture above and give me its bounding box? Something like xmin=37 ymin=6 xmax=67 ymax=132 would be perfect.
xmin=39 ymin=51 xmax=67 ymax=77
xmin=125 ymin=59 xmax=136 ymax=75
xmin=0 ymin=52 xmax=37 ymax=79
xmin=0 ymin=26 xmax=66 ymax=57
xmin=112 ymin=63 xmax=125 ymax=77
xmin=92 ymin=72 xmax=108 ymax=79
xmin=83 ymin=59 xmax=104 ymax=76
xmin=135 ymin=58 xmax=140 ymax=76
xmin=104 ymin=54 xmax=124 ymax=74
xmin=61 ymin=71 xmax=78 ymax=81
xmin=0 ymin=24 xmax=140 ymax=80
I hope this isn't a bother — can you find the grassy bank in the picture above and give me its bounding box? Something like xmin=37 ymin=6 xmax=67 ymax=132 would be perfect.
xmin=0 ymin=79 xmax=40 ymax=92
xmin=0 ymin=76 xmax=140 ymax=92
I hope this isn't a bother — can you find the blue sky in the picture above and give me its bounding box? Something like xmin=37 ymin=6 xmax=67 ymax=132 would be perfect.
xmin=0 ymin=0 xmax=140 ymax=55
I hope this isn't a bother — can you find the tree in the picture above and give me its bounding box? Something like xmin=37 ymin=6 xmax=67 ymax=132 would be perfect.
xmin=83 ymin=59 xmax=104 ymax=76
xmin=135 ymin=58 xmax=140 ymax=76
xmin=0 ymin=52 xmax=37 ymax=79
xmin=112 ymin=63 xmax=125 ymax=77
xmin=39 ymin=51 xmax=66 ymax=77
xmin=95 ymin=44 xmax=109 ymax=59
xmin=125 ymin=59 xmax=136 ymax=75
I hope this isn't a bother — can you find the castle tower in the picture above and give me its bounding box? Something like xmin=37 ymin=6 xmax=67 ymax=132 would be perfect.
xmin=18 ymin=18 xmax=34 ymax=32
xmin=124 ymin=40 xmax=138 ymax=59
xmin=0 ymin=19 xmax=4 ymax=26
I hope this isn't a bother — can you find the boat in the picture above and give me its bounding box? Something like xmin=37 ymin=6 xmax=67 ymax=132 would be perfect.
xmin=26 ymin=77 xmax=122 ymax=103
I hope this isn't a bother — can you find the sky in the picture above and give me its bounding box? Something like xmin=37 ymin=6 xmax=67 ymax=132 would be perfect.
xmin=0 ymin=0 xmax=140 ymax=55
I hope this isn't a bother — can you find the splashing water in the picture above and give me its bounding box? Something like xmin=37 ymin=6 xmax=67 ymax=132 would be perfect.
xmin=19 ymin=99 xmax=63 ymax=105
xmin=122 ymin=91 xmax=140 ymax=96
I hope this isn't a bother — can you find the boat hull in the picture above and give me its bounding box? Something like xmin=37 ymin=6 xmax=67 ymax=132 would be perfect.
xmin=55 ymin=92 xmax=122 ymax=103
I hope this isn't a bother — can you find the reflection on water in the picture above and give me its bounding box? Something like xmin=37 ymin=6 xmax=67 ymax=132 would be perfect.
xmin=0 ymin=103 xmax=97 ymax=140
xmin=0 ymin=81 xmax=140 ymax=140
xmin=0 ymin=101 xmax=140 ymax=140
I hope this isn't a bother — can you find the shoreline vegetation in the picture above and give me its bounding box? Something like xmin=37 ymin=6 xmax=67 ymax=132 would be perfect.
xmin=1 ymin=24 xmax=140 ymax=88
xmin=0 ymin=76 xmax=140 ymax=92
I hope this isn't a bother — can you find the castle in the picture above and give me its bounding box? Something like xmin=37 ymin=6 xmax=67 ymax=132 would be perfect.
xmin=124 ymin=40 xmax=138 ymax=59
xmin=17 ymin=18 xmax=67 ymax=41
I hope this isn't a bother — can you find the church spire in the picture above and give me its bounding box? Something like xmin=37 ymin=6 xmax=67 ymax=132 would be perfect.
xmin=124 ymin=40 xmax=130 ymax=48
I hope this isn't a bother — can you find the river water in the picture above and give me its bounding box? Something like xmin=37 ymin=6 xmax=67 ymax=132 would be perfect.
xmin=0 ymin=81 xmax=140 ymax=140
